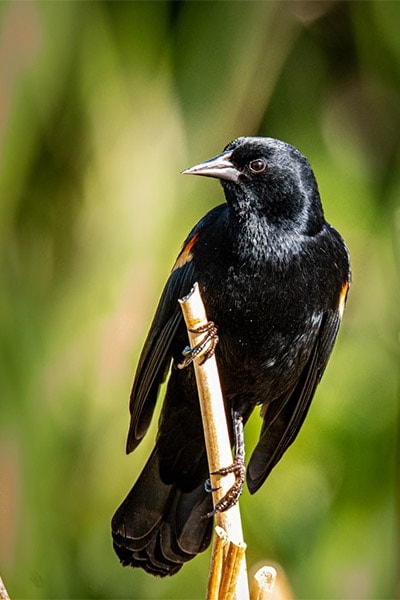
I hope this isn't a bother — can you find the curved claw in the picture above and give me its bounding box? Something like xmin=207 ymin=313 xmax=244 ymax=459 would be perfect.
xmin=178 ymin=321 xmax=219 ymax=369
xmin=204 ymin=478 xmax=220 ymax=494
xmin=205 ymin=412 xmax=246 ymax=518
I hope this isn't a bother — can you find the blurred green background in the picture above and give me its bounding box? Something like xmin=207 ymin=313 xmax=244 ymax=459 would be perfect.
xmin=0 ymin=1 xmax=398 ymax=599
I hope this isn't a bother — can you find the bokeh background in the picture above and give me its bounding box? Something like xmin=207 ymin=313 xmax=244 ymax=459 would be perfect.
xmin=0 ymin=1 xmax=398 ymax=599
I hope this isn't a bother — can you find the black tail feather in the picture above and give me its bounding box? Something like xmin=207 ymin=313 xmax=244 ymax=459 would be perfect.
xmin=111 ymin=447 xmax=213 ymax=577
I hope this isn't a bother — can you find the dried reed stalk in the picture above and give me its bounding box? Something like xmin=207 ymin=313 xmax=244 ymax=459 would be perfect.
xmin=179 ymin=283 xmax=249 ymax=600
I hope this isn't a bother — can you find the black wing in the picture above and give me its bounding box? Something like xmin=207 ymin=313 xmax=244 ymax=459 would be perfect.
xmin=125 ymin=236 xmax=199 ymax=454
xmin=247 ymin=282 xmax=348 ymax=493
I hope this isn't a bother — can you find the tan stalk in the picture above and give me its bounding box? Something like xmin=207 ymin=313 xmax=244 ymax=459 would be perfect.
xmin=179 ymin=283 xmax=249 ymax=600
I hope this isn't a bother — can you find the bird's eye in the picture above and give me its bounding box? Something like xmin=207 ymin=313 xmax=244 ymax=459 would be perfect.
xmin=249 ymin=159 xmax=266 ymax=174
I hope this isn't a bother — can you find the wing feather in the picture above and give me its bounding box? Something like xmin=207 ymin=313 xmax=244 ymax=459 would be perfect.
xmin=126 ymin=253 xmax=196 ymax=454
xmin=247 ymin=309 xmax=342 ymax=493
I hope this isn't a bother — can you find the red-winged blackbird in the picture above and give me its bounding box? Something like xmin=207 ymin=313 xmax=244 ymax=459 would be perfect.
xmin=111 ymin=137 xmax=350 ymax=577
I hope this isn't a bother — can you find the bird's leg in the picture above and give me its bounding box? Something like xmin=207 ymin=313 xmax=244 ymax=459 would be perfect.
xmin=206 ymin=411 xmax=245 ymax=517
xmin=178 ymin=321 xmax=219 ymax=369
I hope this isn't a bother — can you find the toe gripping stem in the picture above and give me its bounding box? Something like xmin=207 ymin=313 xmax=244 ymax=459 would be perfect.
xmin=206 ymin=411 xmax=245 ymax=518
xmin=178 ymin=321 xmax=219 ymax=369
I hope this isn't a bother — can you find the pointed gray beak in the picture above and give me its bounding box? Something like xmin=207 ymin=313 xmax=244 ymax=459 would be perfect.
xmin=182 ymin=150 xmax=240 ymax=183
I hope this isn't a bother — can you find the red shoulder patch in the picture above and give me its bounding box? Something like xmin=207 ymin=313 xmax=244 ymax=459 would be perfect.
xmin=172 ymin=231 xmax=199 ymax=271
xmin=338 ymin=280 xmax=349 ymax=319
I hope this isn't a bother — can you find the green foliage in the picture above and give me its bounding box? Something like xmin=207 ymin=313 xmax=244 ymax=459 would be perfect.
xmin=0 ymin=1 xmax=398 ymax=598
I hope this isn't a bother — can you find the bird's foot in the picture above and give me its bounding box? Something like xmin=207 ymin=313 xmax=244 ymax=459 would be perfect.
xmin=178 ymin=321 xmax=218 ymax=369
xmin=206 ymin=454 xmax=246 ymax=517
xmin=206 ymin=412 xmax=246 ymax=517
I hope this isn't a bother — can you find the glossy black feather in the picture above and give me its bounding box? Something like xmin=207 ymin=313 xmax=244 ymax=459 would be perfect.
xmin=112 ymin=136 xmax=350 ymax=577
xmin=247 ymin=310 xmax=341 ymax=492
xmin=126 ymin=259 xmax=195 ymax=453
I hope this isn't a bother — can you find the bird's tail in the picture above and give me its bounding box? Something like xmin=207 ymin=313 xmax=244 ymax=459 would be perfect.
xmin=111 ymin=446 xmax=213 ymax=577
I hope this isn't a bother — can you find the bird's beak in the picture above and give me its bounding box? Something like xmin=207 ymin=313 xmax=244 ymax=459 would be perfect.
xmin=182 ymin=150 xmax=240 ymax=183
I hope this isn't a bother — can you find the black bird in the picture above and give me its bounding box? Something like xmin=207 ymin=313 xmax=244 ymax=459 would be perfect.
xmin=111 ymin=137 xmax=350 ymax=576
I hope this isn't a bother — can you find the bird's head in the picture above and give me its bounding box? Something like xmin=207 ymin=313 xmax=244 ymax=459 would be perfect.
xmin=183 ymin=137 xmax=325 ymax=235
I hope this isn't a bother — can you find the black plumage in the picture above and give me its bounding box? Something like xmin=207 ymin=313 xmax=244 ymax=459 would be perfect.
xmin=111 ymin=136 xmax=350 ymax=576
